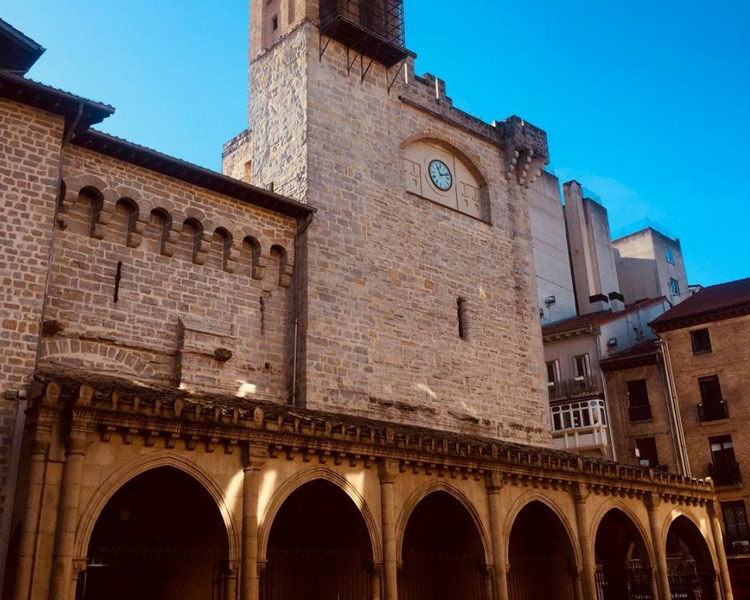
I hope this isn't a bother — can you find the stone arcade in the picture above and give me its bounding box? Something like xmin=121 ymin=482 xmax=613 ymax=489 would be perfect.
xmin=0 ymin=2 xmax=735 ymax=600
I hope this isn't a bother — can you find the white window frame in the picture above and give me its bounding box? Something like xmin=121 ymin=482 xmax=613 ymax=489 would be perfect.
xmin=546 ymin=360 xmax=560 ymax=387
xmin=573 ymin=354 xmax=590 ymax=381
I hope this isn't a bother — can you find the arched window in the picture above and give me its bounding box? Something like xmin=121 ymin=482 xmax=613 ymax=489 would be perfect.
xmin=67 ymin=186 xmax=103 ymax=237
xmin=180 ymin=218 xmax=203 ymax=263
xmin=106 ymin=198 xmax=138 ymax=245
xmin=210 ymin=228 xmax=233 ymax=271
xmin=270 ymin=244 xmax=289 ymax=287
xmin=147 ymin=208 xmax=172 ymax=256
xmin=242 ymin=236 xmax=263 ymax=279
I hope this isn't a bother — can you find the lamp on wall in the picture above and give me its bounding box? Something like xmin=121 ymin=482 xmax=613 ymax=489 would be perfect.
xmin=544 ymin=296 xmax=556 ymax=307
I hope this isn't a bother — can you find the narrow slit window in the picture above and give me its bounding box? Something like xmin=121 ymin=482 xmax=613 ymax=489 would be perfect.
xmin=113 ymin=261 xmax=123 ymax=303
xmin=457 ymin=298 xmax=467 ymax=340
xmin=272 ymin=15 xmax=278 ymax=30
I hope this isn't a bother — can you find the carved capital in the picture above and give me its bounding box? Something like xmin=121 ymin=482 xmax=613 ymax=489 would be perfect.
xmin=243 ymin=443 xmax=269 ymax=471
xmin=29 ymin=426 xmax=52 ymax=456
xmin=72 ymin=558 xmax=87 ymax=575
xmin=485 ymin=471 xmax=505 ymax=493
xmin=378 ymin=459 xmax=399 ymax=484
xmin=571 ymin=482 xmax=590 ymax=504
xmin=644 ymin=491 xmax=662 ymax=512
xmin=67 ymin=427 xmax=90 ymax=455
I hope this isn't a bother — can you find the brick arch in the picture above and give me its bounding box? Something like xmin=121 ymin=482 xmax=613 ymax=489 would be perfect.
xmin=660 ymin=507 xmax=719 ymax=571
xmin=63 ymin=174 xmax=108 ymax=196
xmin=504 ymin=491 xmax=583 ymax=572
xmin=73 ymin=451 xmax=240 ymax=563
xmin=590 ymin=502 xmax=656 ymax=568
xmin=396 ymin=480 xmax=493 ymax=565
xmin=39 ymin=339 xmax=157 ymax=380
xmin=257 ymin=466 xmax=382 ymax=564
xmin=400 ymin=131 xmax=490 ymax=190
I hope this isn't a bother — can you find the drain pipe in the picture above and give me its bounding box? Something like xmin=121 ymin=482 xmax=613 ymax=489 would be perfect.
xmin=657 ymin=338 xmax=691 ymax=476
xmin=291 ymin=212 xmax=314 ymax=407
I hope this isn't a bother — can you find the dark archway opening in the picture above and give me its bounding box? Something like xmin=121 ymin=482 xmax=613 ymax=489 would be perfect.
xmin=81 ymin=467 xmax=228 ymax=600
xmin=666 ymin=516 xmax=716 ymax=600
xmin=508 ymin=501 xmax=576 ymax=600
xmin=594 ymin=510 xmax=653 ymax=600
xmin=261 ymin=479 xmax=374 ymax=600
xmin=399 ymin=491 xmax=487 ymax=600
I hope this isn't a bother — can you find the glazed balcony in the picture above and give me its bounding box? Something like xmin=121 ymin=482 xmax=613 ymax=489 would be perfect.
xmin=698 ymin=400 xmax=729 ymax=422
xmin=550 ymin=399 xmax=609 ymax=452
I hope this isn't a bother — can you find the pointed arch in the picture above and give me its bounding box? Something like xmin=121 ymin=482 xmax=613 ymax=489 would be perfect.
xmin=396 ymin=480 xmax=492 ymax=565
xmin=257 ymin=466 xmax=381 ymax=564
xmin=74 ymin=452 xmax=240 ymax=564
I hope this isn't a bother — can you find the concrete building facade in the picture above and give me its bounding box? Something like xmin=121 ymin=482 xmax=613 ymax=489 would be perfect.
xmin=0 ymin=6 xmax=736 ymax=600
xmin=614 ymin=227 xmax=689 ymax=306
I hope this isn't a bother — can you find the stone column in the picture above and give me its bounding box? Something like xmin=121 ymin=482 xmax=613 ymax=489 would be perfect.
xmin=49 ymin=423 xmax=88 ymax=600
xmin=368 ymin=564 xmax=381 ymax=600
xmin=485 ymin=473 xmax=508 ymax=600
xmin=225 ymin=561 xmax=239 ymax=600
xmin=379 ymin=459 xmax=399 ymax=600
xmin=645 ymin=493 xmax=671 ymax=600
xmin=572 ymin=484 xmax=597 ymax=600
xmin=12 ymin=421 xmax=52 ymax=600
xmin=241 ymin=444 xmax=268 ymax=600
xmin=708 ymin=501 xmax=734 ymax=600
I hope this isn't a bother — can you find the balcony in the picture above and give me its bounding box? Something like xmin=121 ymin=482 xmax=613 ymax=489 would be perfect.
xmin=709 ymin=461 xmax=742 ymax=486
xmin=550 ymin=399 xmax=609 ymax=452
xmin=548 ymin=375 xmax=602 ymax=402
xmin=628 ymin=404 xmax=652 ymax=422
xmin=319 ymin=0 xmax=408 ymax=67
xmin=698 ymin=400 xmax=729 ymax=422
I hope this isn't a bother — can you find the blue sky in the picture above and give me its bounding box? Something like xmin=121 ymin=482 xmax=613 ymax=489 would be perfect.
xmin=5 ymin=0 xmax=748 ymax=286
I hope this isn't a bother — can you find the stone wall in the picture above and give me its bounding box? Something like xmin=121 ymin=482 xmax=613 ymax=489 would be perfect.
xmin=221 ymin=128 xmax=253 ymax=183
xmin=247 ymin=21 xmax=550 ymax=445
xmin=249 ymin=24 xmax=309 ymax=201
xmin=40 ymin=144 xmax=298 ymax=402
xmin=0 ymin=99 xmax=63 ymax=511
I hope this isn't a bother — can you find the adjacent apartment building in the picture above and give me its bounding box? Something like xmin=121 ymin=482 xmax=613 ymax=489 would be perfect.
xmin=614 ymin=226 xmax=689 ymax=306
xmin=600 ymin=279 xmax=750 ymax=598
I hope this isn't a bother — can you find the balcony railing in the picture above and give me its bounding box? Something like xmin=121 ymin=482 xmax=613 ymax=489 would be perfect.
xmin=548 ymin=375 xmax=602 ymax=401
xmin=698 ymin=400 xmax=729 ymax=422
xmin=628 ymin=404 xmax=652 ymax=422
xmin=550 ymin=399 xmax=609 ymax=452
xmin=709 ymin=461 xmax=742 ymax=486
xmin=319 ymin=0 xmax=407 ymax=67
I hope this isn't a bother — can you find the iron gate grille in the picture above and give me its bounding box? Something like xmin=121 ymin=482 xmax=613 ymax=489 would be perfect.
xmin=262 ymin=548 xmax=371 ymax=600
xmin=508 ymin=558 xmax=576 ymax=600
xmin=398 ymin=553 xmax=487 ymax=600
xmin=667 ymin=559 xmax=715 ymax=600
xmin=595 ymin=560 xmax=653 ymax=600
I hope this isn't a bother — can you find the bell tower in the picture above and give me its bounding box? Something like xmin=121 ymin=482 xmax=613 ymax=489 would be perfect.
xmin=235 ymin=0 xmax=554 ymax=446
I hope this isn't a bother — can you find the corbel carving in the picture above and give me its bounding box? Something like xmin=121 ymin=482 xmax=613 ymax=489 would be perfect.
xmin=497 ymin=115 xmax=549 ymax=187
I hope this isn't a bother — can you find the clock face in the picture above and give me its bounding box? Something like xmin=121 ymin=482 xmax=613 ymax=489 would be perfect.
xmin=428 ymin=159 xmax=453 ymax=192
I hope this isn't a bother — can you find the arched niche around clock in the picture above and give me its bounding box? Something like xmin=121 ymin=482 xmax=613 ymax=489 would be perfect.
xmin=402 ymin=138 xmax=489 ymax=221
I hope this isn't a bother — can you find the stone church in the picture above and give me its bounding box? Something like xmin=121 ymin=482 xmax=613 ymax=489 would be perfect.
xmin=0 ymin=2 xmax=734 ymax=600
